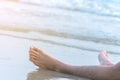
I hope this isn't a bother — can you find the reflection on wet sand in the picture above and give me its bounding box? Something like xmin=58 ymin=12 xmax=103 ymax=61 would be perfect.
xmin=27 ymin=69 xmax=90 ymax=80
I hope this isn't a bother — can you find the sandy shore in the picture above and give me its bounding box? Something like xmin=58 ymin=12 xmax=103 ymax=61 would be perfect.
xmin=0 ymin=34 xmax=93 ymax=80
xmin=0 ymin=32 xmax=101 ymax=80
xmin=0 ymin=1 xmax=120 ymax=80
xmin=0 ymin=33 xmax=120 ymax=80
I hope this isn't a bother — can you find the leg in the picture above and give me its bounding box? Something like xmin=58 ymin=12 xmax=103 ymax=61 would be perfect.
xmin=98 ymin=50 xmax=114 ymax=66
xmin=29 ymin=47 xmax=116 ymax=80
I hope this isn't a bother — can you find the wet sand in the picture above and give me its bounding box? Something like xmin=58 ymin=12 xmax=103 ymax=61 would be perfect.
xmin=0 ymin=1 xmax=120 ymax=80
xmin=0 ymin=34 xmax=93 ymax=80
xmin=0 ymin=31 xmax=120 ymax=80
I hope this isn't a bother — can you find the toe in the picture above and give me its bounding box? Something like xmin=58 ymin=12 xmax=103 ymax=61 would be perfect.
xmin=30 ymin=54 xmax=37 ymax=61
xmin=101 ymin=50 xmax=107 ymax=55
xmin=30 ymin=49 xmax=40 ymax=56
xmin=33 ymin=46 xmax=45 ymax=53
xmin=102 ymin=50 xmax=109 ymax=58
xmin=30 ymin=52 xmax=38 ymax=59
xmin=32 ymin=46 xmax=40 ymax=51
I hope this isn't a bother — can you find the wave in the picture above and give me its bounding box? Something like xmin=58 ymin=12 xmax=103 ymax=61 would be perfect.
xmin=20 ymin=0 xmax=120 ymax=18
xmin=0 ymin=1 xmax=120 ymax=46
xmin=1 ymin=0 xmax=120 ymax=54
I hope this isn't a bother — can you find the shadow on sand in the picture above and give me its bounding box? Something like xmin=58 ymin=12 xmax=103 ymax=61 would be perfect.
xmin=27 ymin=69 xmax=90 ymax=80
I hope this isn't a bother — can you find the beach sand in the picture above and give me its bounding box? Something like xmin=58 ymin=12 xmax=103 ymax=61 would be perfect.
xmin=0 ymin=1 xmax=120 ymax=80
xmin=0 ymin=31 xmax=120 ymax=80
xmin=0 ymin=34 xmax=93 ymax=80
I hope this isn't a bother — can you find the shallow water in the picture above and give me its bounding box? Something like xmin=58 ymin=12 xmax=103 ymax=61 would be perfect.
xmin=0 ymin=0 xmax=120 ymax=80
xmin=1 ymin=1 xmax=120 ymax=53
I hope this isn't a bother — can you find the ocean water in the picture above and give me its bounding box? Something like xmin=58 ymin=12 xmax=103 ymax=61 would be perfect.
xmin=0 ymin=0 xmax=120 ymax=54
xmin=0 ymin=0 xmax=120 ymax=80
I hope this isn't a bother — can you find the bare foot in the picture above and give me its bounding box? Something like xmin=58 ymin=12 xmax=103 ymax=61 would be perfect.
xmin=29 ymin=46 xmax=66 ymax=71
xmin=98 ymin=50 xmax=113 ymax=66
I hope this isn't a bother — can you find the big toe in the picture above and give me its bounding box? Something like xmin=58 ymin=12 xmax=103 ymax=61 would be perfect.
xmin=98 ymin=51 xmax=106 ymax=60
xmin=101 ymin=50 xmax=109 ymax=58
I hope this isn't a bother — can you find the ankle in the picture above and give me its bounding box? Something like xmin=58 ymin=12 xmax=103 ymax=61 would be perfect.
xmin=58 ymin=63 xmax=73 ymax=74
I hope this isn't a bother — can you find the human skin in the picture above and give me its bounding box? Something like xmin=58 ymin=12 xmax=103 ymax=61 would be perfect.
xmin=29 ymin=46 xmax=120 ymax=80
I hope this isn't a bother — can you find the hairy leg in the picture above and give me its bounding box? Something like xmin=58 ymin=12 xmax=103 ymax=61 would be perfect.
xmin=98 ymin=50 xmax=114 ymax=66
xmin=29 ymin=47 xmax=115 ymax=80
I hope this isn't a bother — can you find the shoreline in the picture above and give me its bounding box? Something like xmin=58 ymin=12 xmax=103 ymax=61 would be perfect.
xmin=0 ymin=34 xmax=92 ymax=80
xmin=0 ymin=30 xmax=120 ymax=80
